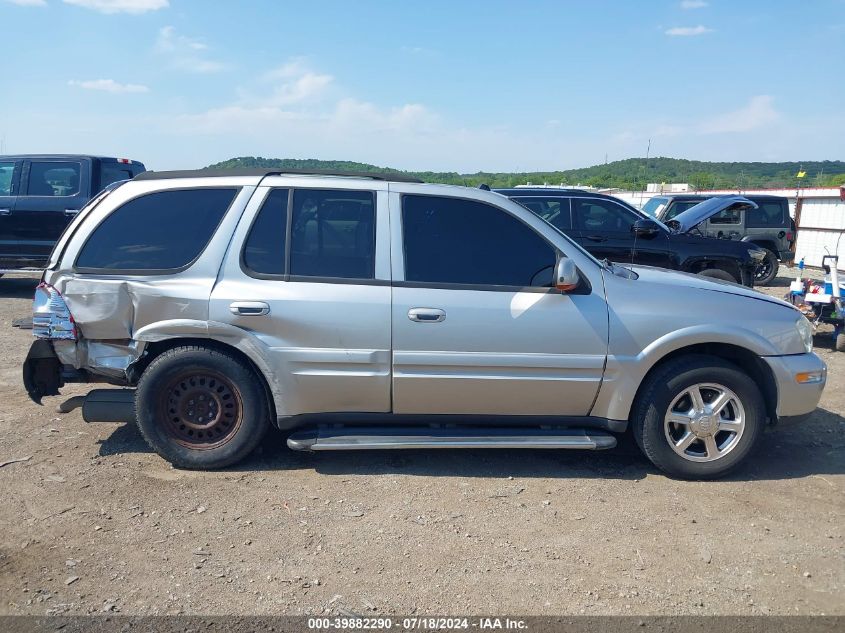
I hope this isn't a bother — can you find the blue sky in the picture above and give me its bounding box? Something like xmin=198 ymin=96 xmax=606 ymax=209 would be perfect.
xmin=1 ymin=0 xmax=843 ymax=171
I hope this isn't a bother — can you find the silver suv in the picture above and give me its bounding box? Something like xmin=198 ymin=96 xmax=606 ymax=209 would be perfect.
xmin=23 ymin=169 xmax=827 ymax=479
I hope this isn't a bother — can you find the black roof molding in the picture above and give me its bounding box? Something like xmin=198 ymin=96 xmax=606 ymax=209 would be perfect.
xmin=134 ymin=168 xmax=423 ymax=183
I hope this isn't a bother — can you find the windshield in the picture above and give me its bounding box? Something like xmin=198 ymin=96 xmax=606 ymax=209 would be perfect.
xmin=641 ymin=197 xmax=667 ymax=217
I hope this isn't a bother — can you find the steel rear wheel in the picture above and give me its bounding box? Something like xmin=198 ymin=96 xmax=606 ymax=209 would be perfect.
xmin=633 ymin=355 xmax=764 ymax=480
xmin=136 ymin=346 xmax=270 ymax=469
xmin=160 ymin=370 xmax=244 ymax=450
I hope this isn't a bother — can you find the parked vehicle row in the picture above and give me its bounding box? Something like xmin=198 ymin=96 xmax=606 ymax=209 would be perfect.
xmin=497 ymin=188 xmax=767 ymax=286
xmin=642 ymin=194 xmax=796 ymax=285
xmin=0 ymin=155 xmax=146 ymax=272
xmin=24 ymin=169 xmax=827 ymax=479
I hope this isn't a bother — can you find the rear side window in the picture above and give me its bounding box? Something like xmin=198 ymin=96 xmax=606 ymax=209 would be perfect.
xmin=402 ymin=195 xmax=556 ymax=287
xmin=99 ymin=164 xmax=135 ymax=190
xmin=746 ymin=201 xmax=786 ymax=228
xmin=27 ymin=161 xmax=81 ymax=197
xmin=243 ymin=188 xmax=289 ymax=275
xmin=289 ymin=189 xmax=375 ymax=279
xmin=75 ymin=188 xmax=237 ymax=271
xmin=514 ymin=197 xmax=572 ymax=231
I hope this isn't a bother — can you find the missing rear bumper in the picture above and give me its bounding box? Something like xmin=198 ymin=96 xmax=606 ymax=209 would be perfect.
xmin=22 ymin=340 xmax=63 ymax=404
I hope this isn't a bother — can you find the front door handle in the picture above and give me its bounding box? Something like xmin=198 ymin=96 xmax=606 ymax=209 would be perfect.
xmin=64 ymin=209 xmax=80 ymax=216
xmin=229 ymin=301 xmax=270 ymax=316
xmin=408 ymin=308 xmax=446 ymax=323
xmin=584 ymin=235 xmax=607 ymax=242
xmin=0 ymin=208 xmax=10 ymax=216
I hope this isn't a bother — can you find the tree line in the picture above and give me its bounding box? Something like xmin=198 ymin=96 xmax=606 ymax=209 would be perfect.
xmin=207 ymin=156 xmax=845 ymax=190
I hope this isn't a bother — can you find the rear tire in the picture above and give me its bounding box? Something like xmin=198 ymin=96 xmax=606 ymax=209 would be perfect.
xmin=836 ymin=333 xmax=845 ymax=353
xmin=135 ymin=346 xmax=270 ymax=469
xmin=632 ymin=355 xmax=765 ymax=480
xmin=697 ymin=268 xmax=737 ymax=283
xmin=754 ymin=248 xmax=779 ymax=285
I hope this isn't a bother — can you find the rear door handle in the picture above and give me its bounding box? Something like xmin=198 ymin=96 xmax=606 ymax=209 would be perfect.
xmin=64 ymin=209 xmax=80 ymax=216
xmin=0 ymin=208 xmax=10 ymax=216
xmin=229 ymin=301 xmax=270 ymax=316
xmin=585 ymin=235 xmax=607 ymax=242
xmin=408 ymin=308 xmax=446 ymax=323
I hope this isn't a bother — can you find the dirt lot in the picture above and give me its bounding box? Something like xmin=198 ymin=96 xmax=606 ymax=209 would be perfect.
xmin=0 ymin=270 xmax=842 ymax=617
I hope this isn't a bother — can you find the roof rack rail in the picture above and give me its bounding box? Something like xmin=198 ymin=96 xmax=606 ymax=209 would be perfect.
xmin=133 ymin=168 xmax=423 ymax=183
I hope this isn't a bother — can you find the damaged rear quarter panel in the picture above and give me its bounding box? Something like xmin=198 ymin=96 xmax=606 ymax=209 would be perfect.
xmin=42 ymin=181 xmax=257 ymax=371
xmin=58 ymin=277 xmax=215 ymax=340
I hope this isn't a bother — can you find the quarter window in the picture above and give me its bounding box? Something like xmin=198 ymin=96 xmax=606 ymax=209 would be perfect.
xmin=243 ymin=189 xmax=289 ymax=275
xmin=27 ymin=161 xmax=81 ymax=197
xmin=402 ymin=195 xmax=556 ymax=287
xmin=289 ymin=189 xmax=376 ymax=279
xmin=76 ymin=188 xmax=237 ymax=271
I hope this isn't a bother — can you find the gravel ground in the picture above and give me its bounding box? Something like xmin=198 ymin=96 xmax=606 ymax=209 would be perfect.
xmin=0 ymin=269 xmax=842 ymax=616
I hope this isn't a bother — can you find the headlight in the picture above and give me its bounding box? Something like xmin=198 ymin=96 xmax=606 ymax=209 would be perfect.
xmin=795 ymin=316 xmax=814 ymax=353
xmin=749 ymin=248 xmax=766 ymax=262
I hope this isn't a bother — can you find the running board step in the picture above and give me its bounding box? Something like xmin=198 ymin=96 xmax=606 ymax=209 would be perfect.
xmin=287 ymin=427 xmax=617 ymax=452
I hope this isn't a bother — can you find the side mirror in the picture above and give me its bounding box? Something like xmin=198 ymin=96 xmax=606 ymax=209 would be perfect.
xmin=555 ymin=258 xmax=580 ymax=292
xmin=632 ymin=218 xmax=660 ymax=237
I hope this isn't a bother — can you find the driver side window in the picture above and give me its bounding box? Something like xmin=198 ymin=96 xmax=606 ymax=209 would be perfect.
xmin=402 ymin=195 xmax=556 ymax=288
xmin=572 ymin=199 xmax=635 ymax=233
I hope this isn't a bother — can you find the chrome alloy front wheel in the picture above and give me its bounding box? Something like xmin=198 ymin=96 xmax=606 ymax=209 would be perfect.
xmin=664 ymin=383 xmax=746 ymax=462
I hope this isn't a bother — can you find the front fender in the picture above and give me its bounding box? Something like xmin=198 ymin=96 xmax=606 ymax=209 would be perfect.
xmin=590 ymin=325 xmax=781 ymax=422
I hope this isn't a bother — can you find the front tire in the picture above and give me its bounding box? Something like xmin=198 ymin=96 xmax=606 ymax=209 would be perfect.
xmin=697 ymin=268 xmax=737 ymax=283
xmin=632 ymin=355 xmax=765 ymax=480
xmin=754 ymin=248 xmax=779 ymax=285
xmin=135 ymin=346 xmax=270 ymax=469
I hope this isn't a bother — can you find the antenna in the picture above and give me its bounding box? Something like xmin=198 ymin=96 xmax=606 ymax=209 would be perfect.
xmin=638 ymin=139 xmax=651 ymax=208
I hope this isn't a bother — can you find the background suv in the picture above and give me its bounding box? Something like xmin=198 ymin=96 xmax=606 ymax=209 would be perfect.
xmin=642 ymin=194 xmax=795 ymax=285
xmin=497 ymin=188 xmax=765 ymax=286
xmin=0 ymin=154 xmax=146 ymax=273
xmin=24 ymin=170 xmax=825 ymax=480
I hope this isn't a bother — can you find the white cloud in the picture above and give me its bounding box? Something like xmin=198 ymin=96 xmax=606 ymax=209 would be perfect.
xmin=680 ymin=0 xmax=708 ymax=9
xmin=4 ymin=0 xmax=47 ymax=6
xmin=665 ymin=25 xmax=713 ymax=36
xmin=62 ymin=0 xmax=168 ymax=13
xmin=155 ymin=26 xmax=228 ymax=73
xmin=69 ymin=79 xmax=149 ymax=93
xmin=698 ymin=95 xmax=780 ymax=134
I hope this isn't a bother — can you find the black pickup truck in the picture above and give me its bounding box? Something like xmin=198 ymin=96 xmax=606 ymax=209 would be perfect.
xmin=496 ymin=188 xmax=766 ymax=287
xmin=0 ymin=155 xmax=146 ymax=272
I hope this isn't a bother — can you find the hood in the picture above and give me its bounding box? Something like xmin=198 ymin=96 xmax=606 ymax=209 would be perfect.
xmin=622 ymin=264 xmax=795 ymax=309
xmin=666 ymin=196 xmax=757 ymax=233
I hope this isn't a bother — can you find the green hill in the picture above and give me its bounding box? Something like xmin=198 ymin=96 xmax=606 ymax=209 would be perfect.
xmin=207 ymin=156 xmax=845 ymax=190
